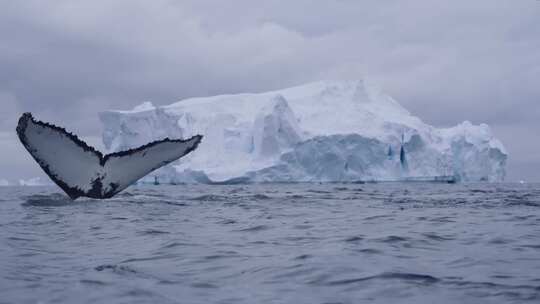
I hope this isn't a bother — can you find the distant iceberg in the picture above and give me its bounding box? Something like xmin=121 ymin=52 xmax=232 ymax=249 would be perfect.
xmin=19 ymin=177 xmax=53 ymax=186
xmin=100 ymin=80 xmax=507 ymax=184
xmin=0 ymin=179 xmax=9 ymax=186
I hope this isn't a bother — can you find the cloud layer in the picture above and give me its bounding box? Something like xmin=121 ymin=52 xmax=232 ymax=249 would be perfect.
xmin=1 ymin=0 xmax=539 ymax=181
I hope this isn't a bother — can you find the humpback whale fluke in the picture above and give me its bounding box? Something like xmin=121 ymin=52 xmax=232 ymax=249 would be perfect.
xmin=16 ymin=113 xmax=202 ymax=200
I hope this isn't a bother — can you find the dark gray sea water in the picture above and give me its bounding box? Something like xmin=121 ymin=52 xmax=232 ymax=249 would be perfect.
xmin=1 ymin=183 xmax=540 ymax=304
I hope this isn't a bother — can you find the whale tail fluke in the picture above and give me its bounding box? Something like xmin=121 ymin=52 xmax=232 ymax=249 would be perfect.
xmin=16 ymin=113 xmax=202 ymax=199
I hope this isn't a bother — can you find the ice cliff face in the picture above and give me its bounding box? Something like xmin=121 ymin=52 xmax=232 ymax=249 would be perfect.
xmin=100 ymin=80 xmax=507 ymax=183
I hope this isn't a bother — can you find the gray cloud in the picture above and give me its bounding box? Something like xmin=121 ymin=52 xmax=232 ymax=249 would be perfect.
xmin=0 ymin=0 xmax=539 ymax=181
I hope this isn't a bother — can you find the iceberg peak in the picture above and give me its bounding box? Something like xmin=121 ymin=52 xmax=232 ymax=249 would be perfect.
xmin=133 ymin=101 xmax=155 ymax=112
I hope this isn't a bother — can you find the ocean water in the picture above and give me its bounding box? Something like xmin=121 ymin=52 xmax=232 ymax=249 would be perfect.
xmin=1 ymin=183 xmax=539 ymax=304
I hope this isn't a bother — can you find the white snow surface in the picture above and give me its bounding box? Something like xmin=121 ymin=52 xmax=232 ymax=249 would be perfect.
xmin=100 ymin=80 xmax=507 ymax=183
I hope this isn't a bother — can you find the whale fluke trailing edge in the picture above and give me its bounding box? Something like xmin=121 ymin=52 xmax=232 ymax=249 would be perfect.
xmin=16 ymin=113 xmax=202 ymax=200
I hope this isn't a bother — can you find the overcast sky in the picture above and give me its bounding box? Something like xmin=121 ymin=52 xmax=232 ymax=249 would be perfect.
xmin=0 ymin=0 xmax=539 ymax=182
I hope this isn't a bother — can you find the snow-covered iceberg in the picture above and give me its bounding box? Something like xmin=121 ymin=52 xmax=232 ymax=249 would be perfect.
xmin=100 ymin=80 xmax=507 ymax=184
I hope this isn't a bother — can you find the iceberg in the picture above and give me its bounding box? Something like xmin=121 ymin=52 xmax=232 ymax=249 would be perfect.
xmin=100 ymin=80 xmax=507 ymax=184
xmin=0 ymin=179 xmax=9 ymax=186
xmin=18 ymin=177 xmax=52 ymax=186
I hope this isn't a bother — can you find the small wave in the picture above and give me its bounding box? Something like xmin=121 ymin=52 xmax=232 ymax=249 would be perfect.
xmin=110 ymin=216 xmax=128 ymax=220
xmin=320 ymin=272 xmax=440 ymax=286
xmin=344 ymin=236 xmax=364 ymax=243
xmin=138 ymin=229 xmax=170 ymax=235
xmin=80 ymin=279 xmax=108 ymax=286
xmin=375 ymin=235 xmax=410 ymax=243
xmin=512 ymin=215 xmax=535 ymax=221
xmin=491 ymin=275 xmax=514 ymax=279
xmin=422 ymin=233 xmax=454 ymax=241
xmin=428 ymin=216 xmax=456 ymax=223
xmin=364 ymin=214 xmax=392 ymax=221
xmin=160 ymin=201 xmax=188 ymax=206
xmin=95 ymin=264 xmax=138 ymax=274
xmin=293 ymin=224 xmax=313 ymax=230
xmin=294 ymin=254 xmax=312 ymax=260
xmin=272 ymin=266 xmax=318 ymax=280
xmin=445 ymin=279 xmax=540 ymax=293
xmin=307 ymin=189 xmax=332 ymax=194
xmin=190 ymin=194 xmax=230 ymax=201
xmin=470 ymin=189 xmax=491 ymax=194
xmin=191 ymin=282 xmax=218 ymax=289
xmin=118 ymin=193 xmax=172 ymax=201
xmin=116 ymin=191 xmax=137 ymax=197
xmin=121 ymin=289 xmax=158 ymax=298
xmin=248 ymin=194 xmax=273 ymax=200
xmin=228 ymin=187 xmax=246 ymax=194
xmin=161 ymin=241 xmax=199 ymax=249
xmin=385 ymin=198 xmax=415 ymax=205
xmin=287 ymin=195 xmax=306 ymax=199
xmin=355 ymin=248 xmax=382 ymax=254
xmin=202 ymin=255 xmax=228 ymax=260
xmin=200 ymin=252 xmax=241 ymax=261
xmin=506 ymin=201 xmax=540 ymax=207
xmin=283 ymin=236 xmax=321 ymax=242
xmin=488 ymin=237 xmax=513 ymax=245
xmin=7 ymin=236 xmax=36 ymax=242
xmin=21 ymin=193 xmax=80 ymax=206
xmin=121 ymin=254 xmax=183 ymax=263
xmin=235 ymin=225 xmax=270 ymax=232
xmin=248 ymin=240 xmax=268 ymax=245
xmin=503 ymin=193 xmax=540 ymax=207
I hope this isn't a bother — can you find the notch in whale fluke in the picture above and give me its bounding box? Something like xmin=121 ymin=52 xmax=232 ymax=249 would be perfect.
xmin=16 ymin=112 xmax=202 ymax=200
